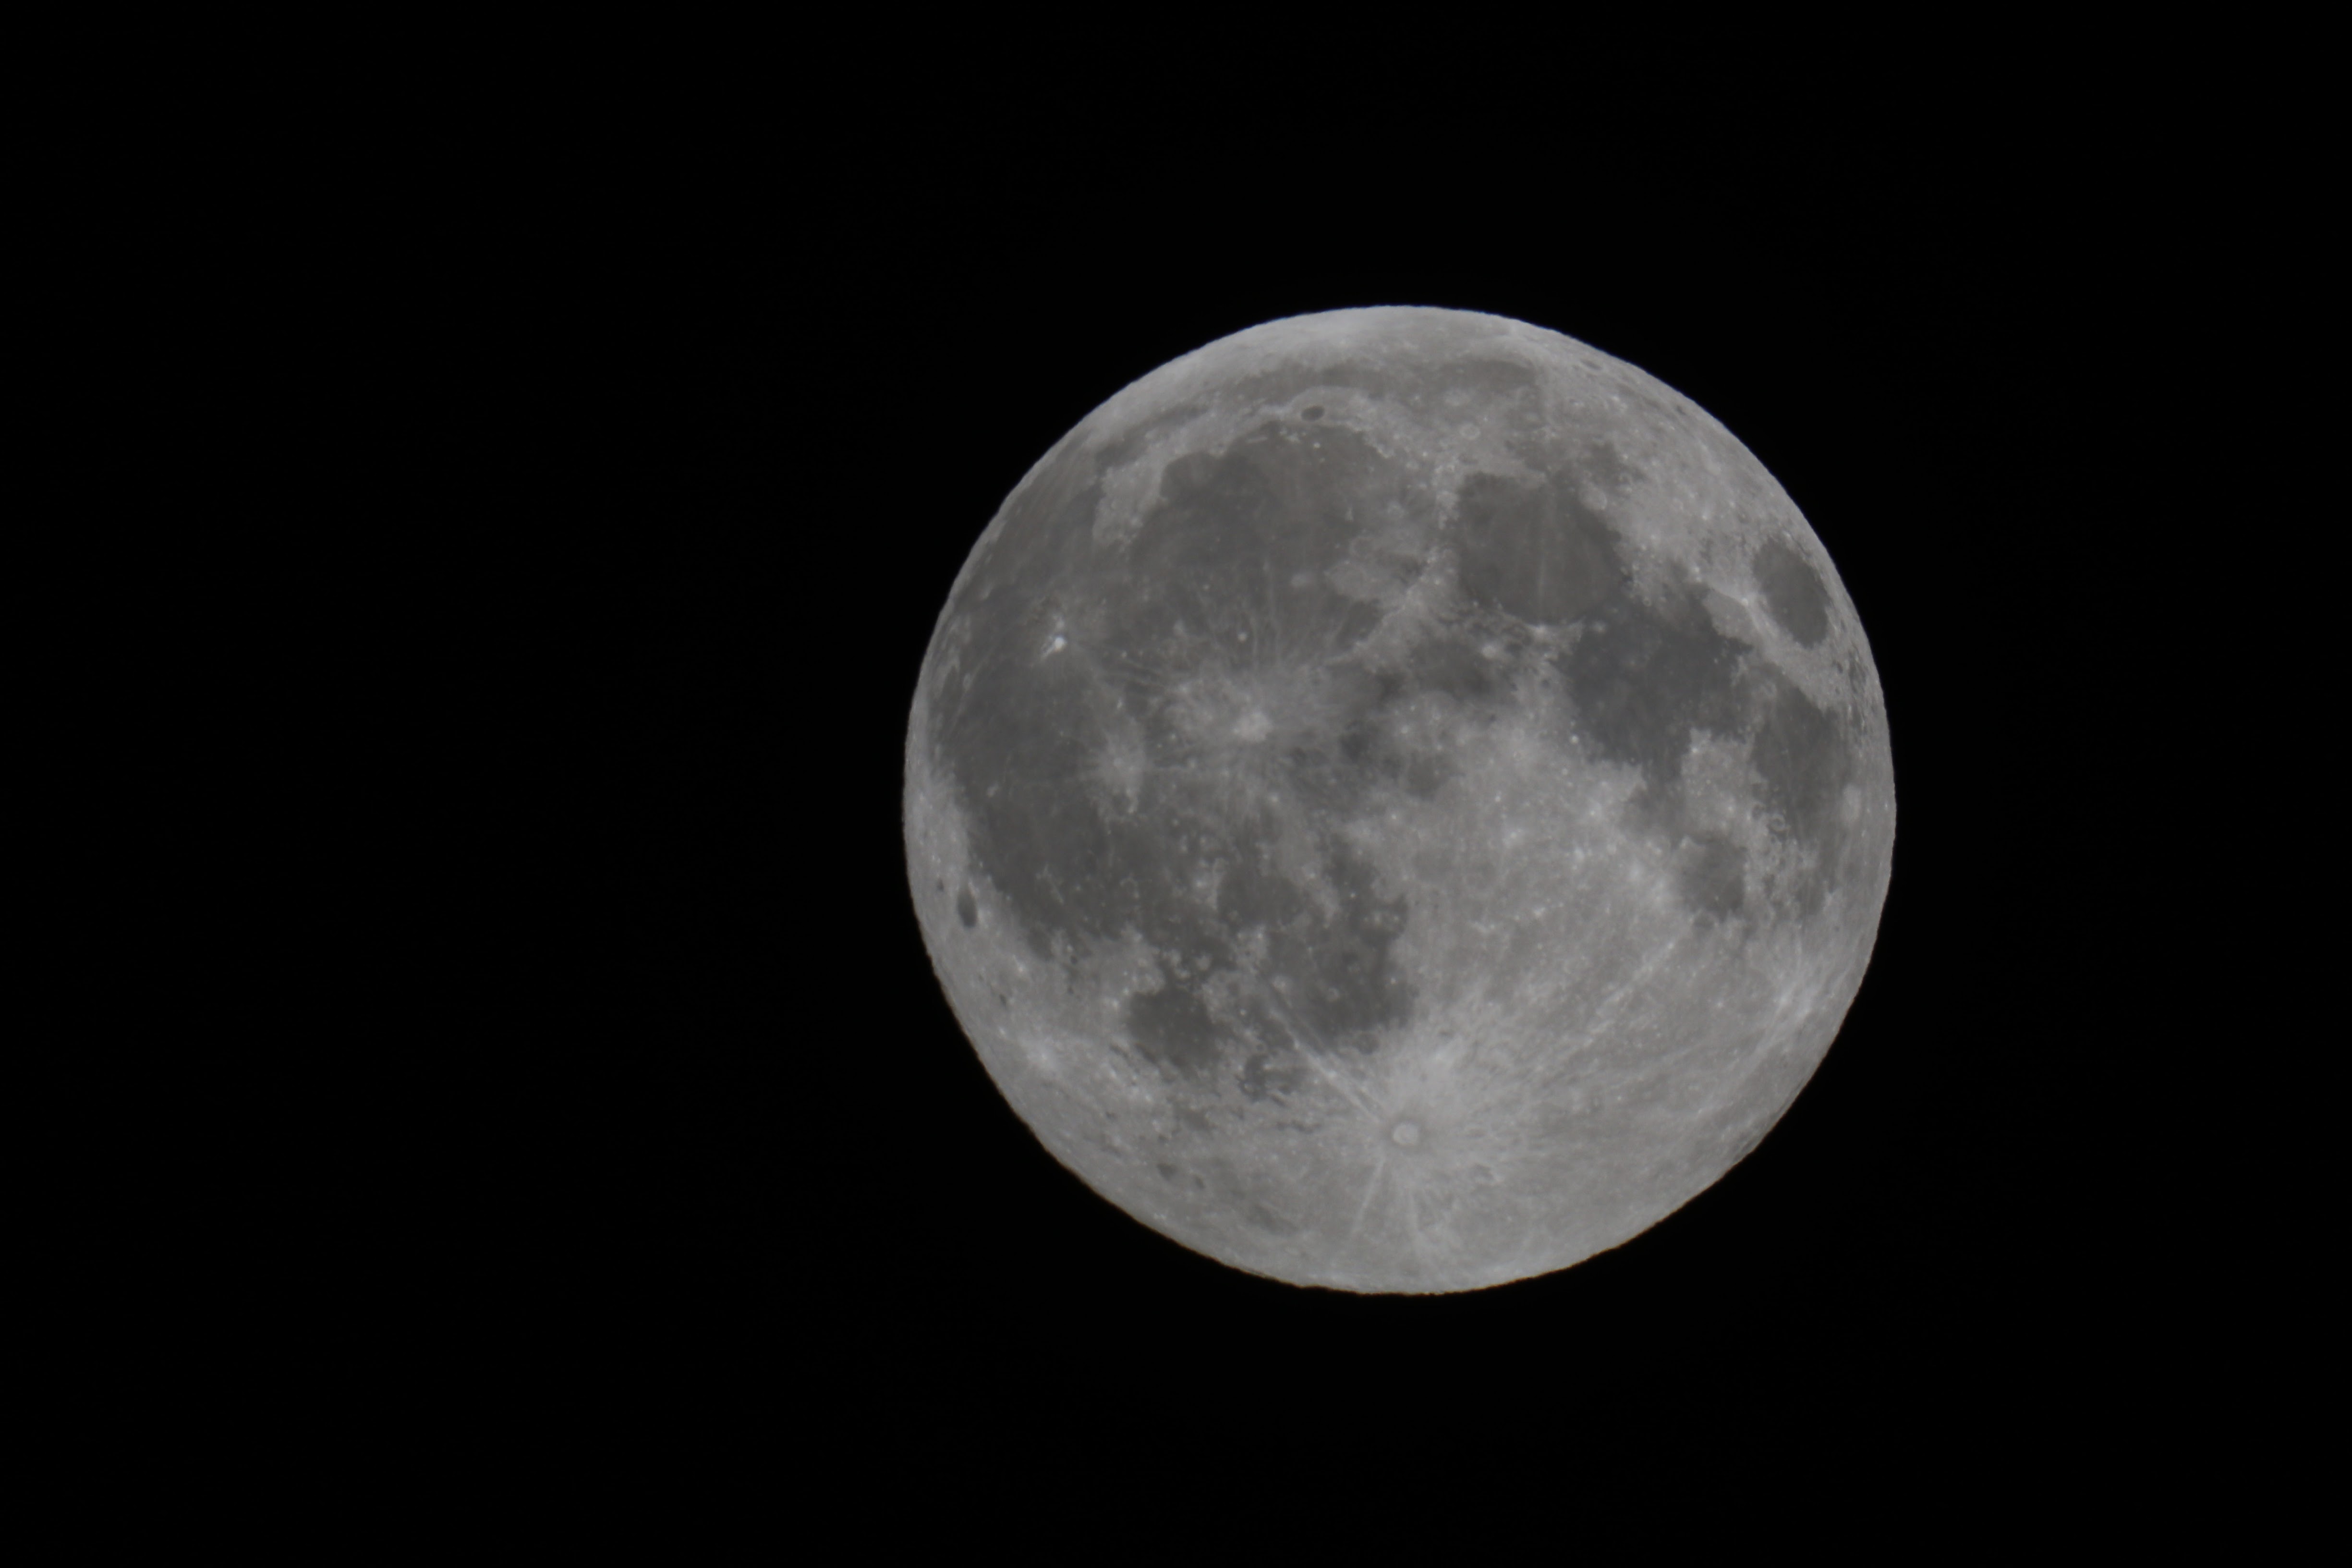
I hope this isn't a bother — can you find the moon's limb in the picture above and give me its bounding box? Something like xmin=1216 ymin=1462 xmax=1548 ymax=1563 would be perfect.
xmin=904 ymin=306 xmax=1894 ymax=1293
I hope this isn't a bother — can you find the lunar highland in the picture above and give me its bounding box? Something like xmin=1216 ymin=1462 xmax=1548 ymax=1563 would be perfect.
xmin=904 ymin=307 xmax=1893 ymax=1293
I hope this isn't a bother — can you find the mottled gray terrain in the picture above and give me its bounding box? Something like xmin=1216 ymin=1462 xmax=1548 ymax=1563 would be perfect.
xmin=905 ymin=307 xmax=1893 ymax=1292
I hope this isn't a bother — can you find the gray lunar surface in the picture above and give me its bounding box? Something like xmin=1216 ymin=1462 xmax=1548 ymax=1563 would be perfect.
xmin=904 ymin=306 xmax=1894 ymax=1293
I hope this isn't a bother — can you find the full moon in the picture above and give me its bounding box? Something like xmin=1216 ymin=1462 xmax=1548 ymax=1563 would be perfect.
xmin=904 ymin=307 xmax=1893 ymax=1293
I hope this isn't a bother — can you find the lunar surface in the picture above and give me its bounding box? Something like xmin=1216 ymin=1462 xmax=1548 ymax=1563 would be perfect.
xmin=904 ymin=307 xmax=1893 ymax=1293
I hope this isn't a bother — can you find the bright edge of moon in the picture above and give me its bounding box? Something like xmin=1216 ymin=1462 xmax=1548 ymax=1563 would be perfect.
xmin=904 ymin=306 xmax=1894 ymax=1294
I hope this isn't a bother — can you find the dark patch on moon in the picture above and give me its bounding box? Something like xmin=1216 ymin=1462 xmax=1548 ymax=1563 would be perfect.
xmin=1433 ymin=356 xmax=1541 ymax=403
xmin=1327 ymin=699 xmax=1460 ymax=803
xmin=1263 ymin=840 xmax=1413 ymax=1046
xmin=1453 ymin=470 xmax=1621 ymax=627
xmin=1408 ymin=637 xmax=1504 ymax=704
xmin=938 ymin=684 xmax=1164 ymax=956
xmin=1751 ymin=675 xmax=1844 ymax=843
xmin=956 ymin=887 xmax=978 ymax=928
xmin=1746 ymin=673 xmax=1855 ymax=916
xmin=931 ymin=411 xmax=1429 ymax=1086
xmin=1125 ymin=422 xmax=1397 ymax=658
xmin=1245 ymin=1201 xmax=1297 ymax=1235
xmin=1401 ymin=753 xmax=1449 ymax=799
xmin=1679 ymin=836 xmax=1748 ymax=924
xmin=1128 ymin=969 xmax=1220 ymax=1080
xmin=1210 ymin=820 xmax=1313 ymax=935
xmin=1540 ymin=565 xmax=1860 ymax=923
xmin=1751 ymin=671 xmax=1851 ymax=899
xmin=1754 ymin=537 xmax=1832 ymax=647
xmin=1558 ymin=582 xmax=1748 ymax=790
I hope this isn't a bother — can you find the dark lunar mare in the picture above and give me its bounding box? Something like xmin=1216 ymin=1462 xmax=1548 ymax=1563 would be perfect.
xmin=1748 ymin=672 xmax=1851 ymax=917
xmin=1453 ymin=470 xmax=1621 ymax=627
xmin=1549 ymin=565 xmax=1855 ymax=924
xmin=1678 ymin=836 xmax=1749 ymax=924
xmin=931 ymin=403 xmax=1431 ymax=1087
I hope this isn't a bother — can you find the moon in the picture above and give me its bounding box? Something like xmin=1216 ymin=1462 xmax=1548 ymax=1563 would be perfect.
xmin=904 ymin=306 xmax=1893 ymax=1293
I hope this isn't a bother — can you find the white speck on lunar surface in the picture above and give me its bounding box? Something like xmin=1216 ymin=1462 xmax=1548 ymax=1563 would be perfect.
xmin=904 ymin=306 xmax=1894 ymax=1294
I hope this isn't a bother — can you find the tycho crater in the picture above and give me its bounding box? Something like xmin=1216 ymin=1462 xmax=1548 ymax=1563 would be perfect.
xmin=904 ymin=306 xmax=1894 ymax=1293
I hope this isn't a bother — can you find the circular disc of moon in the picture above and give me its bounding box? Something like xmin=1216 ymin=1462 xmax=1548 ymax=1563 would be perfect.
xmin=904 ymin=307 xmax=1894 ymax=1293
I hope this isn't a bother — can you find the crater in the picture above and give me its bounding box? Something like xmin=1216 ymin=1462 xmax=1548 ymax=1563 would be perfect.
xmin=1753 ymin=536 xmax=1832 ymax=647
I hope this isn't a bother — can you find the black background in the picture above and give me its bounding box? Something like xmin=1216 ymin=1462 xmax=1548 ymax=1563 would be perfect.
xmin=181 ymin=69 xmax=2255 ymax=1476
